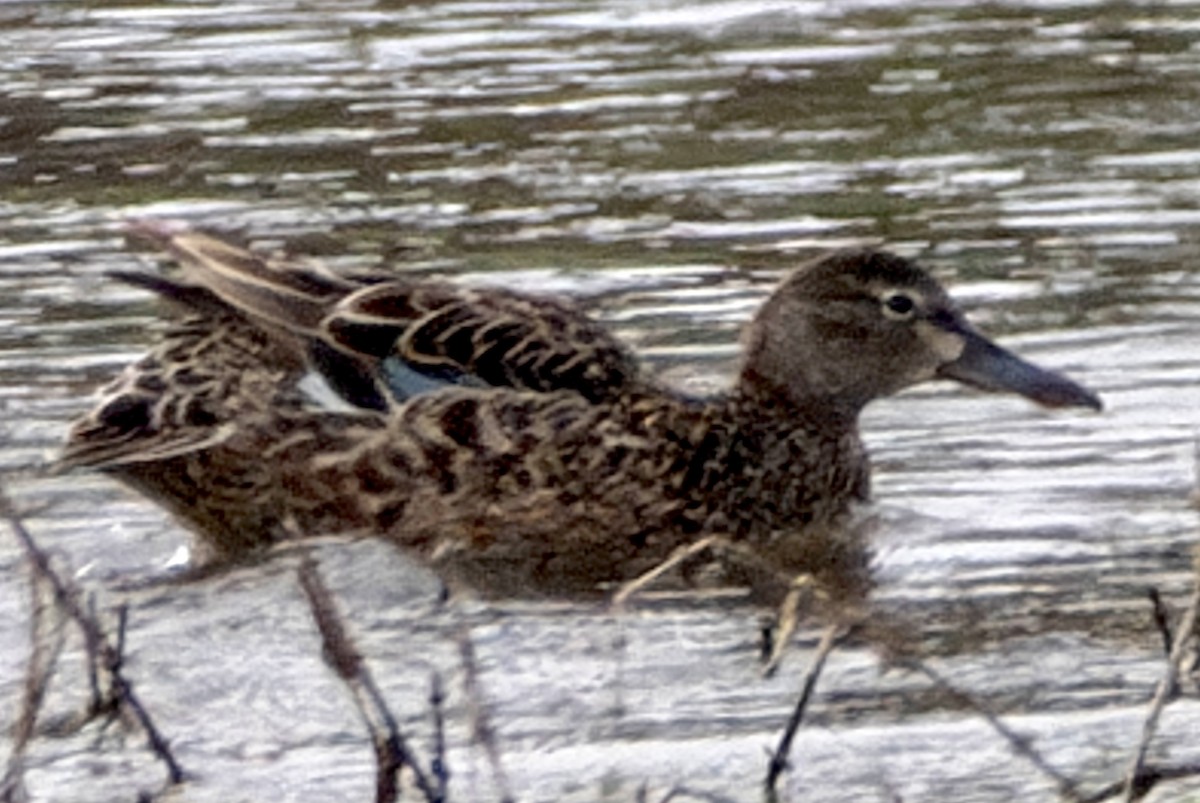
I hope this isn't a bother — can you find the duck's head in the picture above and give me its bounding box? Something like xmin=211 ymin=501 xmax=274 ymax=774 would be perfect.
xmin=741 ymin=249 xmax=1102 ymax=420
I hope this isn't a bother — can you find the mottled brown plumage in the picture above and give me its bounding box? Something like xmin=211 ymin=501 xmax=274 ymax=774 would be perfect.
xmin=61 ymin=224 xmax=1101 ymax=595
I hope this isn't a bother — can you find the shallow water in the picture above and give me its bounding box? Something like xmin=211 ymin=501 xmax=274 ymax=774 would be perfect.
xmin=2 ymin=1 xmax=1200 ymax=801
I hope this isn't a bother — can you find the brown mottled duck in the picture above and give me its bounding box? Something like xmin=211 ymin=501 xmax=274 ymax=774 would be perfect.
xmin=61 ymin=223 xmax=1101 ymax=601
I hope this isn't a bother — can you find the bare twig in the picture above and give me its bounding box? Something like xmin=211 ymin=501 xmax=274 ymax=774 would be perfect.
xmin=104 ymin=603 xmax=183 ymax=784
xmin=1121 ymin=560 xmax=1200 ymax=802
xmin=457 ymin=630 xmax=514 ymax=803
xmin=85 ymin=595 xmax=104 ymax=714
xmin=611 ymin=535 xmax=720 ymax=607
xmin=765 ymin=623 xmax=849 ymax=796
xmin=611 ymin=534 xmax=797 ymax=611
xmin=296 ymin=556 xmax=442 ymax=803
xmin=1078 ymin=762 xmax=1200 ymax=803
xmin=1190 ymin=437 xmax=1200 ymax=510
xmin=430 ymin=674 xmax=449 ymax=799
xmin=1148 ymin=588 xmax=1173 ymax=659
xmin=0 ymin=484 xmax=185 ymax=786
xmin=297 ymin=557 xmax=363 ymax=680
xmin=915 ymin=661 xmax=1084 ymax=802
xmin=763 ymin=575 xmax=818 ymax=678
xmin=1 ymin=563 xmax=67 ymax=801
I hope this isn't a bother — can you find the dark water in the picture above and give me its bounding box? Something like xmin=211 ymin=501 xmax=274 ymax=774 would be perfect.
xmin=2 ymin=1 xmax=1200 ymax=801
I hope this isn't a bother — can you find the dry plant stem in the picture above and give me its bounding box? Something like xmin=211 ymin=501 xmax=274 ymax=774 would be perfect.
xmin=1148 ymin=588 xmax=1173 ymax=659
xmin=610 ymin=535 xmax=721 ymax=608
xmin=430 ymin=674 xmax=449 ymax=799
xmin=765 ymin=622 xmax=847 ymax=795
xmin=1077 ymin=766 xmax=1200 ymax=803
xmin=1121 ymin=567 xmax=1200 ymax=803
xmin=0 ymin=485 xmax=185 ymax=786
xmin=297 ymin=557 xmax=363 ymax=679
xmin=1192 ymin=437 xmax=1200 ymax=510
xmin=296 ymin=557 xmax=441 ymax=803
xmin=612 ymin=533 xmax=799 ymax=614
xmin=86 ymin=595 xmax=104 ymax=713
xmin=457 ymin=631 xmax=515 ymax=803
xmin=2 ymin=567 xmax=67 ymax=801
xmin=915 ymin=661 xmax=1083 ymax=801
xmin=105 ymin=614 xmax=183 ymax=784
xmin=613 ymin=531 xmax=818 ymax=677
xmin=762 ymin=575 xmax=816 ymax=678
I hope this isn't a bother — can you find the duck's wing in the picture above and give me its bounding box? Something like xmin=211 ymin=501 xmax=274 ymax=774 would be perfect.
xmin=126 ymin=221 xmax=641 ymax=407
xmin=321 ymin=281 xmax=640 ymax=404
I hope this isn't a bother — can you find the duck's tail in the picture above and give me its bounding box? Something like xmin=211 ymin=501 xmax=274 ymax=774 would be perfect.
xmin=123 ymin=220 xmax=400 ymax=411
xmin=124 ymin=219 xmax=357 ymax=333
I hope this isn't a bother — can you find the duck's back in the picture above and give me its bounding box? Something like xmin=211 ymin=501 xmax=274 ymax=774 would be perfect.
xmin=119 ymin=225 xmax=641 ymax=401
xmin=59 ymin=226 xmax=648 ymax=560
xmin=317 ymin=279 xmax=640 ymax=406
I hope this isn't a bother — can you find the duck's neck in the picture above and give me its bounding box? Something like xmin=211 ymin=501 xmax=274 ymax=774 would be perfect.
xmin=667 ymin=370 xmax=869 ymax=538
xmin=731 ymin=365 xmax=864 ymax=435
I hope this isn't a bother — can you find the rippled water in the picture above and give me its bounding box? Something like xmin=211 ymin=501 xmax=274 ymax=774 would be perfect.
xmin=3 ymin=1 xmax=1200 ymax=801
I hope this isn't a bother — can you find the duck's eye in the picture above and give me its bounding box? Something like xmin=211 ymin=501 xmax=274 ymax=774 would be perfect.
xmin=881 ymin=292 xmax=917 ymax=320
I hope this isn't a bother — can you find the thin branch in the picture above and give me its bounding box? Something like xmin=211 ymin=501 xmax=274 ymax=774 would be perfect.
xmin=915 ymin=661 xmax=1084 ymax=802
xmin=1 ymin=563 xmax=67 ymax=801
xmin=105 ymin=604 xmax=184 ymax=784
xmin=1147 ymin=588 xmax=1173 ymax=659
xmin=763 ymin=575 xmax=818 ymax=678
xmin=85 ymin=595 xmax=104 ymax=713
xmin=296 ymin=556 xmax=442 ymax=803
xmin=297 ymin=557 xmax=363 ymax=680
xmin=0 ymin=483 xmax=185 ymax=786
xmin=430 ymin=674 xmax=449 ymax=800
xmin=765 ymin=623 xmax=849 ymax=796
xmin=457 ymin=629 xmax=514 ymax=803
xmin=1121 ymin=559 xmax=1200 ymax=802
xmin=611 ymin=535 xmax=719 ymax=608
xmin=1078 ymin=762 xmax=1200 ymax=803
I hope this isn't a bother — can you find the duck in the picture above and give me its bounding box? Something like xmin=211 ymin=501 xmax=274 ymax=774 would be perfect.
xmin=60 ymin=222 xmax=1102 ymax=600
